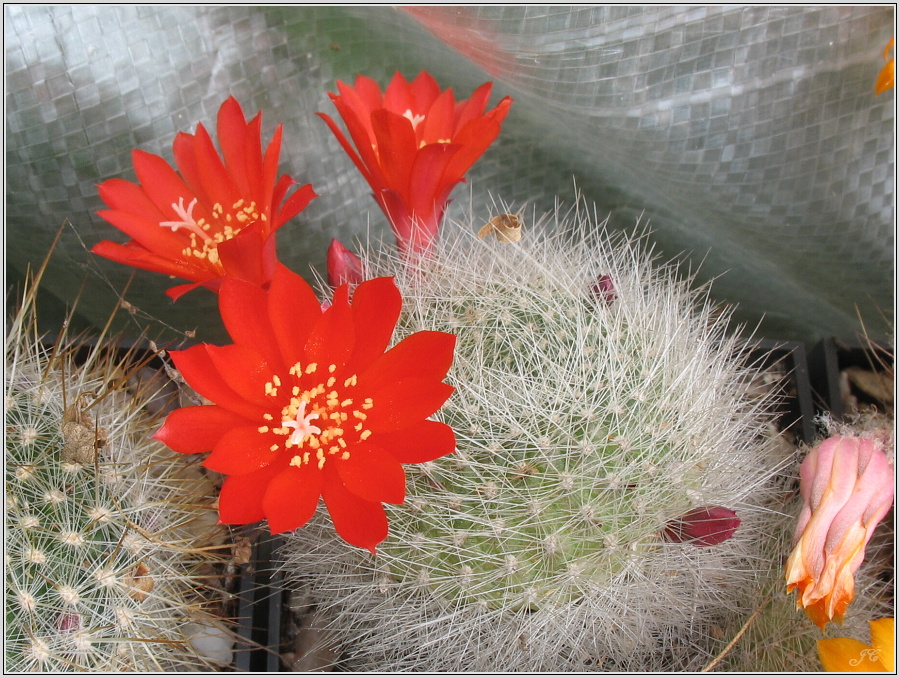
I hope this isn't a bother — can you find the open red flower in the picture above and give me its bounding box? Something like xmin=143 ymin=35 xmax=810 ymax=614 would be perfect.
xmin=93 ymin=96 xmax=317 ymax=300
xmin=153 ymin=266 xmax=457 ymax=552
xmin=319 ymin=71 xmax=512 ymax=258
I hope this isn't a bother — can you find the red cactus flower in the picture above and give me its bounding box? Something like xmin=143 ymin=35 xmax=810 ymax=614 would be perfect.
xmin=663 ymin=505 xmax=741 ymax=546
xmin=319 ymin=71 xmax=512 ymax=258
xmin=153 ymin=266 xmax=457 ymax=552
xmin=785 ymin=435 xmax=895 ymax=629
xmin=92 ymin=96 xmax=317 ymax=300
xmin=327 ymin=238 xmax=364 ymax=288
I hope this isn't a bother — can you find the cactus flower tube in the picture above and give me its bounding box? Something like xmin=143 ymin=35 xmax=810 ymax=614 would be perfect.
xmin=319 ymin=71 xmax=512 ymax=258
xmin=785 ymin=435 xmax=895 ymax=629
xmin=154 ymin=267 xmax=456 ymax=552
xmin=93 ymin=96 xmax=316 ymax=300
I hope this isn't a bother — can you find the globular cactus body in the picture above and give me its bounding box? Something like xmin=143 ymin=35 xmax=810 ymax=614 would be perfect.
xmin=5 ymin=286 xmax=232 ymax=672
xmin=279 ymin=202 xmax=793 ymax=671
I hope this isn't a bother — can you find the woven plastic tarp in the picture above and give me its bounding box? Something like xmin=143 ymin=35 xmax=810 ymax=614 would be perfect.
xmin=6 ymin=6 xmax=895 ymax=343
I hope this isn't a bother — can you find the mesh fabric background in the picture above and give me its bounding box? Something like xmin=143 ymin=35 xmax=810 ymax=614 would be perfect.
xmin=6 ymin=6 xmax=895 ymax=343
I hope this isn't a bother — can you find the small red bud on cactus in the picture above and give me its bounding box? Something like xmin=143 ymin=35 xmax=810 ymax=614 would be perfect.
xmin=327 ymin=238 xmax=364 ymax=287
xmin=591 ymin=274 xmax=616 ymax=305
xmin=56 ymin=611 xmax=81 ymax=633
xmin=664 ymin=506 xmax=741 ymax=546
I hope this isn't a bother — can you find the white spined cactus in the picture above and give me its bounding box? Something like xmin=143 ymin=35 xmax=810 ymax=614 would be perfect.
xmin=5 ymin=275 xmax=233 ymax=672
xmin=278 ymin=200 xmax=793 ymax=671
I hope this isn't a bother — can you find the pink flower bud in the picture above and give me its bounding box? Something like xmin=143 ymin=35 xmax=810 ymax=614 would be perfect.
xmin=326 ymin=238 xmax=364 ymax=288
xmin=663 ymin=505 xmax=741 ymax=546
xmin=590 ymin=274 xmax=616 ymax=305
xmin=786 ymin=435 xmax=895 ymax=629
xmin=56 ymin=611 xmax=80 ymax=633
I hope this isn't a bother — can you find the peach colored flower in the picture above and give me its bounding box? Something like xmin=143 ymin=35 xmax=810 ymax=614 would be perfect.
xmin=785 ymin=435 xmax=894 ymax=629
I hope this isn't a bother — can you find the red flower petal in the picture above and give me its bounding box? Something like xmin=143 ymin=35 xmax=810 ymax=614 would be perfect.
xmin=204 ymin=425 xmax=283 ymax=476
xmin=336 ymin=442 xmax=406 ymax=504
xmin=273 ymin=182 xmax=317 ymax=230
xmin=421 ymin=88 xmax=456 ymax=143
xmin=216 ymin=97 xmax=257 ymax=199
xmin=304 ymin=284 xmax=354 ymax=371
xmin=97 ymin=178 xmax=166 ymax=218
xmin=454 ymin=81 xmax=493 ymax=128
xmin=204 ymin=344 xmax=273 ymax=406
xmin=354 ymin=74 xmax=385 ymax=111
xmin=322 ymin=464 xmax=388 ymax=553
xmin=131 ymin=148 xmax=206 ymax=224
xmin=153 ymin=405 xmax=242 ymax=454
xmin=410 ymin=71 xmax=442 ymax=113
xmin=263 ymin=465 xmax=324 ymax=534
xmin=189 ymin=122 xmax=241 ymax=210
xmin=90 ymin=240 xmax=203 ymax=280
xmin=95 ymin=208 xmax=188 ymax=260
xmin=442 ymin=117 xmax=503 ymax=185
xmin=408 ymin=143 xmax=461 ymax=223
xmin=371 ymin=420 xmax=456 ymax=464
xmin=366 ymin=378 xmax=455 ymax=432
xmin=348 ymin=277 xmax=402 ymax=371
xmin=218 ymin=276 xmax=282 ymax=369
xmin=218 ymin=465 xmax=280 ymax=524
xmin=214 ymin=222 xmax=269 ymax=285
xmin=267 ymin=264 xmax=323 ymax=367
xmin=383 ymin=71 xmax=416 ymax=115
xmin=169 ymin=345 xmax=264 ymax=420
xmin=371 ymin=109 xmax=418 ymax=195
xmin=359 ymin=330 xmax=456 ymax=393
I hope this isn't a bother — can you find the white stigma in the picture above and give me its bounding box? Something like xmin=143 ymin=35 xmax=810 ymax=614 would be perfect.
xmin=402 ymin=109 xmax=426 ymax=130
xmin=160 ymin=197 xmax=209 ymax=240
xmin=282 ymin=400 xmax=322 ymax=447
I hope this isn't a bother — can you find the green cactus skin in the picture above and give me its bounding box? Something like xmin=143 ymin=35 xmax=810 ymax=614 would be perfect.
xmin=277 ymin=201 xmax=801 ymax=671
xmin=5 ymin=285 xmax=232 ymax=672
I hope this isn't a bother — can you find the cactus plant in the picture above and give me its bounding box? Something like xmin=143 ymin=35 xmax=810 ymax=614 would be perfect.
xmin=277 ymin=200 xmax=795 ymax=671
xmin=5 ymin=272 xmax=235 ymax=672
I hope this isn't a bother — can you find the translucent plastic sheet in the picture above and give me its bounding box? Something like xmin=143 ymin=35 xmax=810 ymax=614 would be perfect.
xmin=6 ymin=6 xmax=894 ymax=342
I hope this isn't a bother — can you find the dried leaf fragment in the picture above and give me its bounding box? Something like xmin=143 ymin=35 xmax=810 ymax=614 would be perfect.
xmin=61 ymin=393 xmax=107 ymax=464
xmin=124 ymin=562 xmax=154 ymax=602
xmin=477 ymin=213 xmax=522 ymax=243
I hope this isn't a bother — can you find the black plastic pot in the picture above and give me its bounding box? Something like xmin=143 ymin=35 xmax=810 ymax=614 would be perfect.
xmin=234 ymin=530 xmax=284 ymax=672
xmin=809 ymin=337 xmax=893 ymax=419
xmin=745 ymin=338 xmax=817 ymax=445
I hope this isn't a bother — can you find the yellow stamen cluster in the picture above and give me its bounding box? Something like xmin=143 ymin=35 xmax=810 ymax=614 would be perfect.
xmin=261 ymin=362 xmax=375 ymax=472
xmin=166 ymin=198 xmax=267 ymax=267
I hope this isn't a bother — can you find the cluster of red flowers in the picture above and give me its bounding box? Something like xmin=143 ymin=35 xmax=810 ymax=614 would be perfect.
xmin=92 ymin=75 xmax=510 ymax=551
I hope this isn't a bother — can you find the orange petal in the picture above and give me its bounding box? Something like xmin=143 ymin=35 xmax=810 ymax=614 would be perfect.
xmin=869 ymin=619 xmax=895 ymax=672
xmin=818 ymin=637 xmax=887 ymax=672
